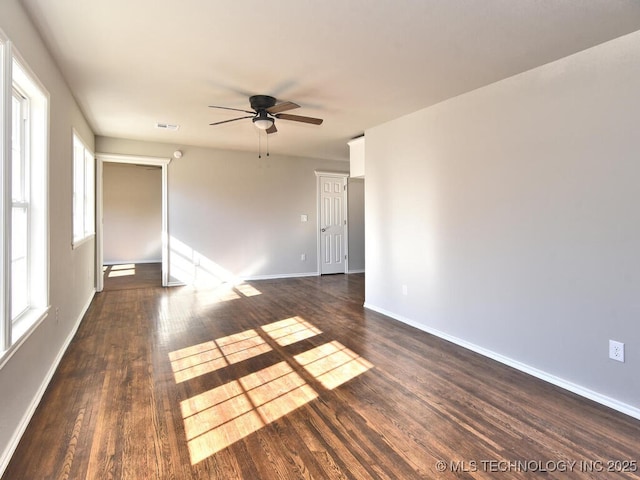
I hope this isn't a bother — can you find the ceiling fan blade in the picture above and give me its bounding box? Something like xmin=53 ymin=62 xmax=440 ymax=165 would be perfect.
xmin=209 ymin=105 xmax=255 ymax=114
xmin=266 ymin=124 xmax=278 ymax=134
xmin=209 ymin=115 xmax=253 ymax=126
xmin=275 ymin=113 xmax=323 ymax=125
xmin=266 ymin=101 xmax=300 ymax=114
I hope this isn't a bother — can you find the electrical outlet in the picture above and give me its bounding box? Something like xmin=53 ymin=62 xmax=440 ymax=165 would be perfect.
xmin=55 ymin=307 xmax=60 ymax=324
xmin=301 ymin=253 xmax=306 ymax=261
xmin=609 ymin=340 xmax=625 ymax=362
xmin=402 ymin=285 xmax=408 ymax=295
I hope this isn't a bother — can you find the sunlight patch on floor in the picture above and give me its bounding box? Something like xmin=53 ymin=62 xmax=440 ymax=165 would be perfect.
xmin=104 ymin=264 xmax=136 ymax=278
xmin=181 ymin=361 xmax=317 ymax=464
xmin=111 ymin=263 xmax=136 ymax=270
xmin=213 ymin=288 xmax=242 ymax=303
xmin=215 ymin=328 xmax=273 ymax=364
xmin=171 ymin=316 xmax=373 ymax=465
xmin=234 ymin=283 xmax=262 ymax=297
xmin=260 ymin=316 xmax=322 ymax=346
xmin=107 ymin=268 xmax=136 ymax=277
xmin=294 ymin=341 xmax=374 ymax=390
xmin=169 ymin=329 xmax=273 ymax=383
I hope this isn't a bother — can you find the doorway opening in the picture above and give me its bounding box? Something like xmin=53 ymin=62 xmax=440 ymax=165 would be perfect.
xmin=95 ymin=153 xmax=170 ymax=291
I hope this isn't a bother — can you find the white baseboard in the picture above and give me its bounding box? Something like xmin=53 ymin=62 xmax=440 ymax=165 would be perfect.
xmin=166 ymin=271 xmax=320 ymax=287
xmin=0 ymin=290 xmax=96 ymax=477
xmin=363 ymin=302 xmax=640 ymax=421
xmin=166 ymin=270 xmax=364 ymax=287
xmin=103 ymin=259 xmax=161 ymax=265
xmin=242 ymin=272 xmax=319 ymax=281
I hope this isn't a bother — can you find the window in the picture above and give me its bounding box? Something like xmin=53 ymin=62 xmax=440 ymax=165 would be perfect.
xmin=72 ymin=132 xmax=94 ymax=246
xmin=11 ymin=88 xmax=29 ymax=320
xmin=1 ymin=31 xmax=49 ymax=356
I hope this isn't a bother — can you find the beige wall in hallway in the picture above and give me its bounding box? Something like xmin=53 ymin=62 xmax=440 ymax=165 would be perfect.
xmin=103 ymin=163 xmax=162 ymax=264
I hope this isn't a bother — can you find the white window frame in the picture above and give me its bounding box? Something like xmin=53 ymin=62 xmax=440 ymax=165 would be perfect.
xmin=72 ymin=131 xmax=95 ymax=247
xmin=11 ymin=86 xmax=30 ymax=322
xmin=0 ymin=30 xmax=8 ymax=352
xmin=0 ymin=29 xmax=50 ymax=362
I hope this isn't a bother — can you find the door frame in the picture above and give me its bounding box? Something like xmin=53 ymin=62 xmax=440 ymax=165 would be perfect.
xmin=315 ymin=170 xmax=349 ymax=275
xmin=95 ymin=153 xmax=171 ymax=291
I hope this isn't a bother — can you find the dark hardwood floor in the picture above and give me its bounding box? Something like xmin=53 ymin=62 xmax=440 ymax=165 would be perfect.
xmin=3 ymin=273 xmax=639 ymax=479
xmin=102 ymin=263 xmax=162 ymax=291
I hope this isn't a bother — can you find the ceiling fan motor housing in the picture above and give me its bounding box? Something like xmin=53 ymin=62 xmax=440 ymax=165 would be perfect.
xmin=250 ymin=95 xmax=277 ymax=111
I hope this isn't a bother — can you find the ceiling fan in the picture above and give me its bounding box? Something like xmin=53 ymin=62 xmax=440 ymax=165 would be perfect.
xmin=209 ymin=95 xmax=323 ymax=134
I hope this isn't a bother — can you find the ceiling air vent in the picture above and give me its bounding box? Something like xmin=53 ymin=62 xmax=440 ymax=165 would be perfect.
xmin=155 ymin=122 xmax=179 ymax=131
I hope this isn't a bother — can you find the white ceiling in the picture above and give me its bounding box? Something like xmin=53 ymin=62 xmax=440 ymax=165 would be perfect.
xmin=19 ymin=0 xmax=640 ymax=161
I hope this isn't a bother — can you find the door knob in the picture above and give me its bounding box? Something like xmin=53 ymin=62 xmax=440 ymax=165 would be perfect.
xmin=321 ymin=228 xmax=326 ymax=232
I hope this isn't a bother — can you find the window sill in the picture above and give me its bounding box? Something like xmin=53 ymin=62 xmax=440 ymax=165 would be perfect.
xmin=0 ymin=306 xmax=50 ymax=370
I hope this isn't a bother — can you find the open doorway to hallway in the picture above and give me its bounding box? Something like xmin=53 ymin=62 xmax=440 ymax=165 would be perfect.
xmin=101 ymin=162 xmax=162 ymax=290
xmin=96 ymin=153 xmax=170 ymax=291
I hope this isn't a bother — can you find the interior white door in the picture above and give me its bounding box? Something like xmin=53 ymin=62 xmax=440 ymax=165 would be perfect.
xmin=320 ymin=176 xmax=346 ymax=274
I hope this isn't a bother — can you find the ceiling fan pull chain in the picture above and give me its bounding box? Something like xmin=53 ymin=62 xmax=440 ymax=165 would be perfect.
xmin=258 ymin=131 xmax=262 ymax=158
xmin=266 ymin=132 xmax=270 ymax=157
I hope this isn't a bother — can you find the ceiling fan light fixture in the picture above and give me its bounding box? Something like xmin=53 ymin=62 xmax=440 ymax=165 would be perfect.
xmin=252 ymin=111 xmax=274 ymax=130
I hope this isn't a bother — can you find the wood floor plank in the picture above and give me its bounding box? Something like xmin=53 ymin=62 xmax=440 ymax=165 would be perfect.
xmin=2 ymin=270 xmax=639 ymax=479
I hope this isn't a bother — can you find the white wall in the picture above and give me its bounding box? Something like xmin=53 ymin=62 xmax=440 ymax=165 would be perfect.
xmin=365 ymin=31 xmax=640 ymax=416
xmin=103 ymin=163 xmax=162 ymax=264
xmin=95 ymin=137 xmax=361 ymax=284
xmin=0 ymin=0 xmax=96 ymax=472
